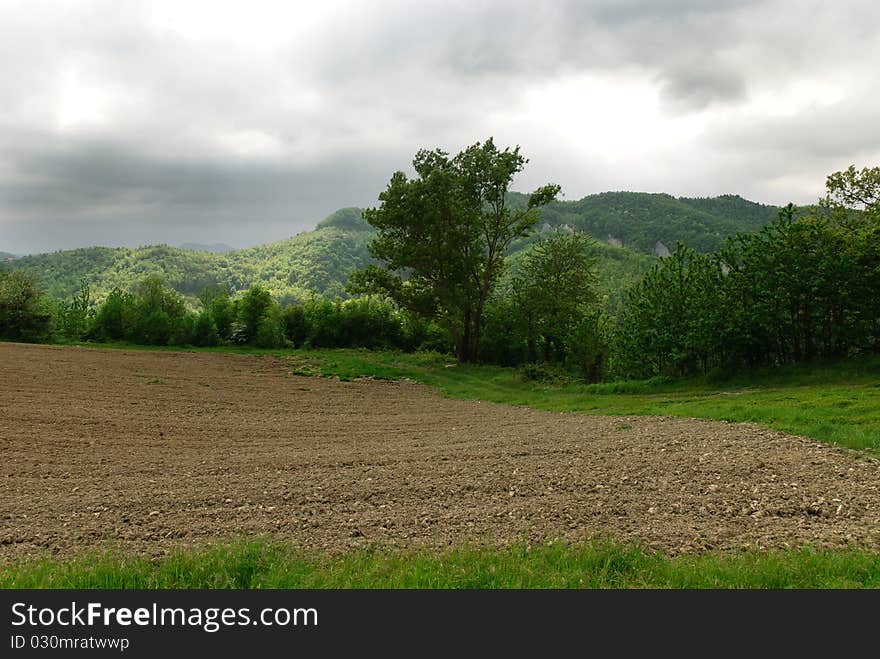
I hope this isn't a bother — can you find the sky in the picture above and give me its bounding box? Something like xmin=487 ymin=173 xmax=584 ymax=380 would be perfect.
xmin=2 ymin=0 xmax=879 ymax=254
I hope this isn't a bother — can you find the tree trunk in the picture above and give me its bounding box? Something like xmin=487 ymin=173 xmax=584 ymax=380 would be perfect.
xmin=470 ymin=301 xmax=485 ymax=363
xmin=450 ymin=324 xmax=465 ymax=363
xmin=459 ymin=309 xmax=472 ymax=363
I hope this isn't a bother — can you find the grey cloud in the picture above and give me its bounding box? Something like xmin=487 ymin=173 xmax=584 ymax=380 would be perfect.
xmin=2 ymin=0 xmax=880 ymax=253
xmin=303 ymin=0 xmax=760 ymax=108
xmin=0 ymin=132 xmax=401 ymax=253
xmin=658 ymin=66 xmax=748 ymax=110
xmin=711 ymin=93 xmax=880 ymax=163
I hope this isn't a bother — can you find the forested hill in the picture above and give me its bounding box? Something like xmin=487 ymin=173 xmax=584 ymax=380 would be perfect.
xmin=2 ymin=192 xmax=776 ymax=303
xmin=4 ymin=208 xmax=374 ymax=303
xmin=511 ymin=191 xmax=780 ymax=254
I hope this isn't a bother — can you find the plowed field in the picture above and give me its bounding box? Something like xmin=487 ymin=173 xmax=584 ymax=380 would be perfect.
xmin=2 ymin=343 xmax=878 ymax=559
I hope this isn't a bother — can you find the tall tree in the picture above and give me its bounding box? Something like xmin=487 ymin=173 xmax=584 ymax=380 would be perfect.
xmin=822 ymin=165 xmax=880 ymax=224
xmin=513 ymin=232 xmax=598 ymax=363
xmin=616 ymin=243 xmax=725 ymax=377
xmin=350 ymin=138 xmax=559 ymax=362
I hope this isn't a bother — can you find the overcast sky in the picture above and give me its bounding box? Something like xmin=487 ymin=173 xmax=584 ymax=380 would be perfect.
xmin=2 ymin=0 xmax=879 ymax=254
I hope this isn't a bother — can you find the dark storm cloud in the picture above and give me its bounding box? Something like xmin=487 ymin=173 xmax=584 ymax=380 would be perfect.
xmin=1 ymin=131 xmax=399 ymax=252
xmin=716 ymin=104 xmax=880 ymax=162
xmin=1 ymin=0 xmax=879 ymax=253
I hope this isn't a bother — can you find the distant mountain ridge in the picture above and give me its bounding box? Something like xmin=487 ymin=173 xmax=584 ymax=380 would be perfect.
xmin=2 ymin=208 xmax=375 ymax=303
xmin=178 ymin=242 xmax=234 ymax=253
xmin=1 ymin=192 xmax=780 ymax=304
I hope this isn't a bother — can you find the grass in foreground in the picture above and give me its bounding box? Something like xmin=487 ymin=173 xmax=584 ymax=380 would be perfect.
xmin=3 ymin=540 xmax=880 ymax=589
xmin=71 ymin=343 xmax=880 ymax=451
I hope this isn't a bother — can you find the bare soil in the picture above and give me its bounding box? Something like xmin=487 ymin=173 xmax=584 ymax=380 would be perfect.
xmin=1 ymin=342 xmax=879 ymax=560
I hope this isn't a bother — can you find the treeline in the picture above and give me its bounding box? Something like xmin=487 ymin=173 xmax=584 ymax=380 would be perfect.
xmin=0 ymin=273 xmax=448 ymax=352
xmin=615 ymin=204 xmax=880 ymax=377
xmin=3 ymin=157 xmax=877 ymax=386
xmin=479 ymin=232 xmax=608 ymax=382
xmin=2 ymin=203 xmax=877 ymax=382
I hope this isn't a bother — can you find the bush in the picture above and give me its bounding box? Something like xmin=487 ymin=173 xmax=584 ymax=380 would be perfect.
xmin=89 ymin=288 xmax=134 ymax=342
xmin=301 ymin=298 xmax=342 ymax=348
xmin=192 ymin=311 xmax=219 ymax=347
xmin=0 ymin=271 xmax=53 ymax=343
xmin=128 ymin=277 xmax=192 ymax=345
xmin=518 ymin=362 xmax=575 ymax=384
xmin=565 ymin=309 xmax=610 ymax=383
xmin=235 ymin=286 xmax=276 ymax=344
xmin=282 ymin=304 xmax=307 ymax=347
xmin=480 ymin=296 xmax=528 ymax=366
xmin=89 ymin=278 xmax=193 ymax=345
xmin=54 ymin=279 xmax=92 ymax=340
xmin=337 ymin=297 xmax=402 ymax=349
xmin=254 ymin=305 xmax=285 ymax=348
xmin=401 ymin=314 xmax=451 ymax=353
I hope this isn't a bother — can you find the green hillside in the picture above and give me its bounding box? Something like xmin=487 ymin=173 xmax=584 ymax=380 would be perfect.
xmin=3 ymin=208 xmax=375 ymax=304
xmin=517 ymin=191 xmax=779 ymax=253
xmin=2 ymin=192 xmax=775 ymax=305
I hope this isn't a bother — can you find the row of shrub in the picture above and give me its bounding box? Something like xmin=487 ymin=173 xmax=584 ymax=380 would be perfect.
xmin=0 ymin=272 xmax=450 ymax=353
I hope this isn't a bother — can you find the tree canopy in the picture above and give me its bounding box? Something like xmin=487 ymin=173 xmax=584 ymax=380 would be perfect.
xmin=350 ymin=138 xmax=559 ymax=362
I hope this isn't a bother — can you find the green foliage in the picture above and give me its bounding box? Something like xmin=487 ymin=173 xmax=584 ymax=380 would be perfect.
xmin=192 ymin=311 xmax=220 ymax=347
xmin=354 ymin=138 xmax=560 ymax=362
xmin=282 ymin=297 xmax=443 ymax=351
xmin=518 ymin=361 xmax=575 ymax=384
xmin=2 ymin=191 xmax=773 ymax=310
xmin=513 ymin=233 xmax=599 ymax=363
xmin=315 ymin=207 xmax=371 ymax=232
xmin=205 ymin=287 xmax=234 ymax=341
xmin=87 ymin=278 xmax=192 ymax=346
xmin=0 ymin=271 xmax=53 ymax=342
xmin=129 ymin=276 xmax=192 ymax=345
xmin=479 ymin=295 xmax=528 ymax=366
xmin=565 ymin=308 xmax=611 ymax=383
xmin=233 ymin=227 xmax=374 ymax=303
xmin=480 ymin=233 xmax=607 ymax=379
xmin=614 ymin=174 xmax=880 ymax=379
xmin=2 ymin=222 xmax=375 ymax=305
xmin=54 ymin=279 xmax=92 ymax=340
xmin=516 ymin=191 xmax=780 ymax=254
xmin=332 ymin=297 xmax=403 ymax=349
xmin=822 ymin=164 xmax=880 ymax=227
xmin=254 ymin=303 xmax=285 ymax=349
xmin=282 ymin=304 xmax=308 ymax=348
xmin=616 ymin=243 xmax=724 ymax=378
xmin=235 ymin=285 xmax=277 ymax=345
xmin=89 ymin=288 xmax=134 ymax=342
xmin=69 ymin=275 xmax=447 ymax=353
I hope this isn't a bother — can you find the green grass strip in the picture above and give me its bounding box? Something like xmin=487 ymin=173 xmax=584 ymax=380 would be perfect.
xmin=4 ymin=540 xmax=880 ymax=589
